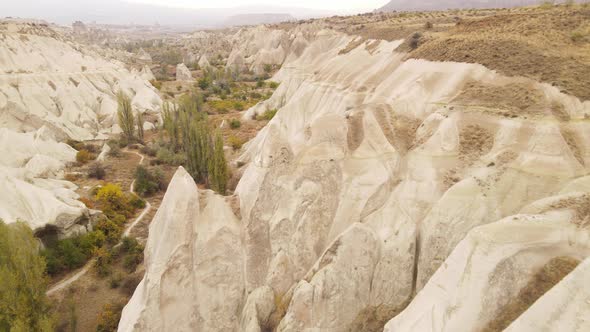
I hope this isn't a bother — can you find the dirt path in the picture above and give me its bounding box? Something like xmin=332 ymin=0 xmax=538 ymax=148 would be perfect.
xmin=46 ymin=149 xmax=151 ymax=296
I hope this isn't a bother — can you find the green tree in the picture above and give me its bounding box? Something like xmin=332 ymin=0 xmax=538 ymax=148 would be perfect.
xmin=208 ymin=132 xmax=228 ymax=194
xmin=0 ymin=220 xmax=53 ymax=331
xmin=117 ymin=92 xmax=135 ymax=143
xmin=136 ymin=111 xmax=145 ymax=143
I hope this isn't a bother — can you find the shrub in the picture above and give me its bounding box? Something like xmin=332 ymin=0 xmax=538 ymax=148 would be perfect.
xmin=228 ymin=135 xmax=245 ymax=151
xmin=140 ymin=145 xmax=157 ymax=157
xmin=409 ymin=32 xmax=422 ymax=50
xmin=156 ymin=147 xmax=186 ymax=165
xmin=263 ymin=63 xmax=272 ymax=73
xmin=95 ymin=184 xmax=125 ymax=211
xmin=176 ymin=85 xmax=182 ymax=92
xmin=109 ymin=273 xmax=123 ymax=289
xmin=88 ymin=162 xmax=106 ymax=179
xmin=229 ymin=119 xmax=241 ymax=129
xmin=76 ymin=149 xmax=95 ymax=164
xmin=107 ymin=140 xmax=121 ymax=157
xmin=96 ymin=303 xmax=124 ymax=332
xmin=269 ymin=81 xmax=279 ymax=89
xmin=93 ymin=246 xmax=112 ymax=277
xmin=95 ymin=218 xmax=122 ymax=245
xmin=233 ymin=101 xmax=244 ymax=111
xmin=198 ymin=77 xmax=210 ymax=90
xmin=257 ymin=109 xmax=278 ymax=121
xmin=256 ymin=79 xmax=265 ymax=88
xmin=424 ymin=21 xmax=433 ymax=29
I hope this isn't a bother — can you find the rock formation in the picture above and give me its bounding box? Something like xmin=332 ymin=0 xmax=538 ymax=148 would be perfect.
xmin=0 ymin=19 xmax=161 ymax=234
xmin=120 ymin=13 xmax=590 ymax=332
xmin=175 ymin=63 xmax=193 ymax=81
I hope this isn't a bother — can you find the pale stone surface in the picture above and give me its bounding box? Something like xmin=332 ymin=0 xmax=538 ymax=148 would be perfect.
xmin=175 ymin=63 xmax=193 ymax=81
xmin=0 ymin=20 xmax=161 ymax=234
xmin=505 ymin=257 xmax=590 ymax=332
xmin=120 ymin=23 xmax=590 ymax=332
xmin=118 ymin=168 xmax=244 ymax=332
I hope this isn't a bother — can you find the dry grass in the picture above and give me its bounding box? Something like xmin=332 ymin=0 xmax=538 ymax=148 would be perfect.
xmin=410 ymin=6 xmax=590 ymax=100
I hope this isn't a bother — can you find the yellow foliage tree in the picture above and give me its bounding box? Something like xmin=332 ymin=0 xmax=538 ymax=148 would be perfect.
xmin=0 ymin=221 xmax=53 ymax=331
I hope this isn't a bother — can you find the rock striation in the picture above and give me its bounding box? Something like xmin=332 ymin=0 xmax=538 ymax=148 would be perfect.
xmin=120 ymin=21 xmax=590 ymax=332
xmin=0 ymin=19 xmax=161 ymax=234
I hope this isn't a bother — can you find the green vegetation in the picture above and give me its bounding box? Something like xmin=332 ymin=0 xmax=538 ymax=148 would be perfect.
xmin=160 ymin=94 xmax=229 ymax=194
xmin=136 ymin=111 xmax=145 ymax=143
xmin=0 ymin=221 xmax=53 ymax=331
xmin=208 ymin=133 xmax=229 ymax=194
xmin=76 ymin=149 xmax=96 ymax=164
xmin=96 ymin=302 xmax=124 ymax=332
xmin=117 ymin=92 xmax=135 ymax=143
xmin=228 ymin=135 xmax=245 ymax=151
xmin=257 ymin=108 xmax=278 ymax=121
xmin=229 ymin=119 xmax=241 ymax=129
xmin=134 ymin=165 xmax=167 ymax=197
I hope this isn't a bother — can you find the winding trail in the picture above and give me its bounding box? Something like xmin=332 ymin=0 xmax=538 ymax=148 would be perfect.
xmin=46 ymin=149 xmax=151 ymax=296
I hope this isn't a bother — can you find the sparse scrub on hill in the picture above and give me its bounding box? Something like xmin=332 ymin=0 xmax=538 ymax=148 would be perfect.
xmin=88 ymin=162 xmax=106 ymax=179
xmin=117 ymin=92 xmax=135 ymax=143
xmin=0 ymin=220 xmax=53 ymax=332
xmin=134 ymin=165 xmax=167 ymax=197
xmin=76 ymin=149 xmax=96 ymax=164
xmin=230 ymin=119 xmax=241 ymax=129
xmin=96 ymin=302 xmax=124 ymax=332
xmin=257 ymin=108 xmax=278 ymax=121
xmin=228 ymin=135 xmax=245 ymax=151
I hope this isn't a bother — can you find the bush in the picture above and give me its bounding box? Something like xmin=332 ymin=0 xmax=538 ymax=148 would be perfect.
xmin=156 ymin=147 xmax=186 ymax=165
xmin=228 ymin=135 xmax=245 ymax=151
xmin=93 ymin=246 xmax=112 ymax=277
xmin=96 ymin=303 xmax=124 ymax=332
xmin=233 ymin=101 xmax=244 ymax=111
xmin=409 ymin=32 xmax=422 ymax=50
xmin=198 ymin=77 xmax=210 ymax=90
xmin=229 ymin=119 xmax=241 ymax=129
xmin=257 ymin=109 xmax=278 ymax=121
xmin=134 ymin=165 xmax=166 ymax=197
xmin=256 ymin=79 xmax=265 ymax=88
xmin=107 ymin=141 xmax=121 ymax=157
xmin=140 ymin=145 xmax=157 ymax=157
xmin=109 ymin=273 xmax=123 ymax=289
xmin=424 ymin=21 xmax=433 ymax=29
xmin=269 ymin=81 xmax=279 ymax=89
xmin=76 ymin=149 xmax=95 ymax=164
xmin=88 ymin=162 xmax=106 ymax=179
xmin=41 ymin=229 xmax=106 ymax=276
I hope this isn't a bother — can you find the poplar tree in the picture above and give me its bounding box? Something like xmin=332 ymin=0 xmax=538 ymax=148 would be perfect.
xmin=117 ymin=92 xmax=135 ymax=143
xmin=208 ymin=132 xmax=228 ymax=194
xmin=136 ymin=111 xmax=145 ymax=143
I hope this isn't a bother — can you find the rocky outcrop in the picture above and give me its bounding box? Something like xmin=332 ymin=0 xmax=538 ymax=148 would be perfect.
xmin=0 ymin=20 xmax=162 ymax=141
xmin=197 ymin=55 xmax=211 ymax=70
xmin=175 ymin=63 xmax=193 ymax=81
xmin=119 ymin=167 xmax=244 ymax=331
xmin=0 ymin=20 xmax=161 ymax=233
xmin=0 ymin=127 xmax=89 ymax=235
xmin=120 ymin=23 xmax=590 ymax=332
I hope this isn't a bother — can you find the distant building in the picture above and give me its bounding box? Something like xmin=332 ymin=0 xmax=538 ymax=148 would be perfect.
xmin=72 ymin=21 xmax=87 ymax=34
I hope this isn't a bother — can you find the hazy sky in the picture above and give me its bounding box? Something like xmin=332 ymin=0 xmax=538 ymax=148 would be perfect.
xmin=127 ymin=0 xmax=389 ymax=11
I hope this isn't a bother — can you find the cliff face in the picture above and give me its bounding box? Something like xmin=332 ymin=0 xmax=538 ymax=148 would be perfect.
xmin=0 ymin=20 xmax=161 ymax=234
xmin=119 ymin=16 xmax=590 ymax=332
